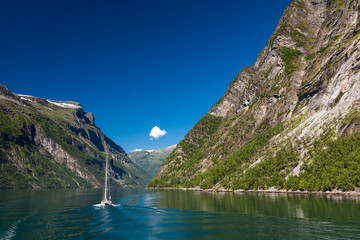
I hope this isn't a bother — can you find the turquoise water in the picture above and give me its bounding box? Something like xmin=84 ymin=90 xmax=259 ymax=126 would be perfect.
xmin=0 ymin=188 xmax=359 ymax=239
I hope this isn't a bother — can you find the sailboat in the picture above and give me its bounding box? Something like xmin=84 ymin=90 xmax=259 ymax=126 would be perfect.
xmin=100 ymin=151 xmax=113 ymax=206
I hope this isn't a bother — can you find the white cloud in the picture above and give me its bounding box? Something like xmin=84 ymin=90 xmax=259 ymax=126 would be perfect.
xmin=149 ymin=126 xmax=167 ymax=139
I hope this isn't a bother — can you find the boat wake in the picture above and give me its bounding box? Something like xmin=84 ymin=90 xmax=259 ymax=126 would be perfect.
xmin=0 ymin=217 xmax=28 ymax=240
xmin=93 ymin=203 xmax=121 ymax=208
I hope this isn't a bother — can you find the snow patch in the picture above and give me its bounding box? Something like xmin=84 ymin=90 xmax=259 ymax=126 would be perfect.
xmin=17 ymin=94 xmax=34 ymax=98
xmin=131 ymin=149 xmax=144 ymax=152
xmin=130 ymin=145 xmax=176 ymax=153
xmin=20 ymin=97 xmax=32 ymax=102
xmin=131 ymin=149 xmax=155 ymax=153
xmin=47 ymin=100 xmax=81 ymax=109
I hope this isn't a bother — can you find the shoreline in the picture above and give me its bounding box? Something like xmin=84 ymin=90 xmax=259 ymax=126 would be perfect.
xmin=146 ymin=187 xmax=360 ymax=196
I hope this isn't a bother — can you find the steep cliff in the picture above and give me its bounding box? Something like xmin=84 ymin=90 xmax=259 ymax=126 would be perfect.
xmin=149 ymin=0 xmax=360 ymax=192
xmin=0 ymin=84 xmax=150 ymax=189
xmin=128 ymin=145 xmax=177 ymax=177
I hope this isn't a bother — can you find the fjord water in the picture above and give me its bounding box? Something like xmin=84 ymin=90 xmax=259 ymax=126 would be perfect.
xmin=0 ymin=189 xmax=359 ymax=240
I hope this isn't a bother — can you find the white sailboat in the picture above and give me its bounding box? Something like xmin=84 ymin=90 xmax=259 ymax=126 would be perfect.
xmin=100 ymin=151 xmax=113 ymax=206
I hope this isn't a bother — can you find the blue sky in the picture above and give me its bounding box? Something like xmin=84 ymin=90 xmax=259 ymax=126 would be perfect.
xmin=0 ymin=0 xmax=291 ymax=152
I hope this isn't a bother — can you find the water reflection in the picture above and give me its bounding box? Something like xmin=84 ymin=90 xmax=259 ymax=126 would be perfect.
xmin=154 ymin=190 xmax=360 ymax=223
xmin=0 ymin=189 xmax=360 ymax=240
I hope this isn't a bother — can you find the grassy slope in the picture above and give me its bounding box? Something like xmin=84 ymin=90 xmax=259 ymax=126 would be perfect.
xmin=148 ymin=0 xmax=360 ymax=192
xmin=0 ymin=97 xmax=150 ymax=189
xmin=149 ymin=110 xmax=360 ymax=191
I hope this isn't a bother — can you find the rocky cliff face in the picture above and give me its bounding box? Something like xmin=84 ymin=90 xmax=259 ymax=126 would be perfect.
xmin=0 ymin=84 xmax=150 ymax=189
xmin=128 ymin=145 xmax=177 ymax=177
xmin=149 ymin=0 xmax=360 ymax=192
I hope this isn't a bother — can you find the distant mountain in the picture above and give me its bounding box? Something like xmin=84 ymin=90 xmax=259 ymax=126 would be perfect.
xmin=0 ymin=84 xmax=151 ymax=189
xmin=128 ymin=145 xmax=176 ymax=177
xmin=149 ymin=0 xmax=360 ymax=193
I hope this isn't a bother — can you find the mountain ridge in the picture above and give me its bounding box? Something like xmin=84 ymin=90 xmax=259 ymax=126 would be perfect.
xmin=128 ymin=145 xmax=177 ymax=177
xmin=0 ymin=84 xmax=151 ymax=189
xmin=149 ymin=0 xmax=360 ymax=192
xmin=130 ymin=145 xmax=177 ymax=153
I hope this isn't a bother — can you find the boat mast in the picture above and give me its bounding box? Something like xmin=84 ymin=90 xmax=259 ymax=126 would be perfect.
xmin=104 ymin=150 xmax=108 ymax=201
xmin=108 ymin=172 xmax=111 ymax=201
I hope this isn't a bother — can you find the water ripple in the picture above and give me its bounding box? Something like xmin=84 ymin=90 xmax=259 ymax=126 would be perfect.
xmin=1 ymin=189 xmax=360 ymax=239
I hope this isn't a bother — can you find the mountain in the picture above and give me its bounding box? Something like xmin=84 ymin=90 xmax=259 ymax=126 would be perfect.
xmin=148 ymin=0 xmax=360 ymax=192
xmin=0 ymin=84 xmax=151 ymax=189
xmin=127 ymin=145 xmax=177 ymax=177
